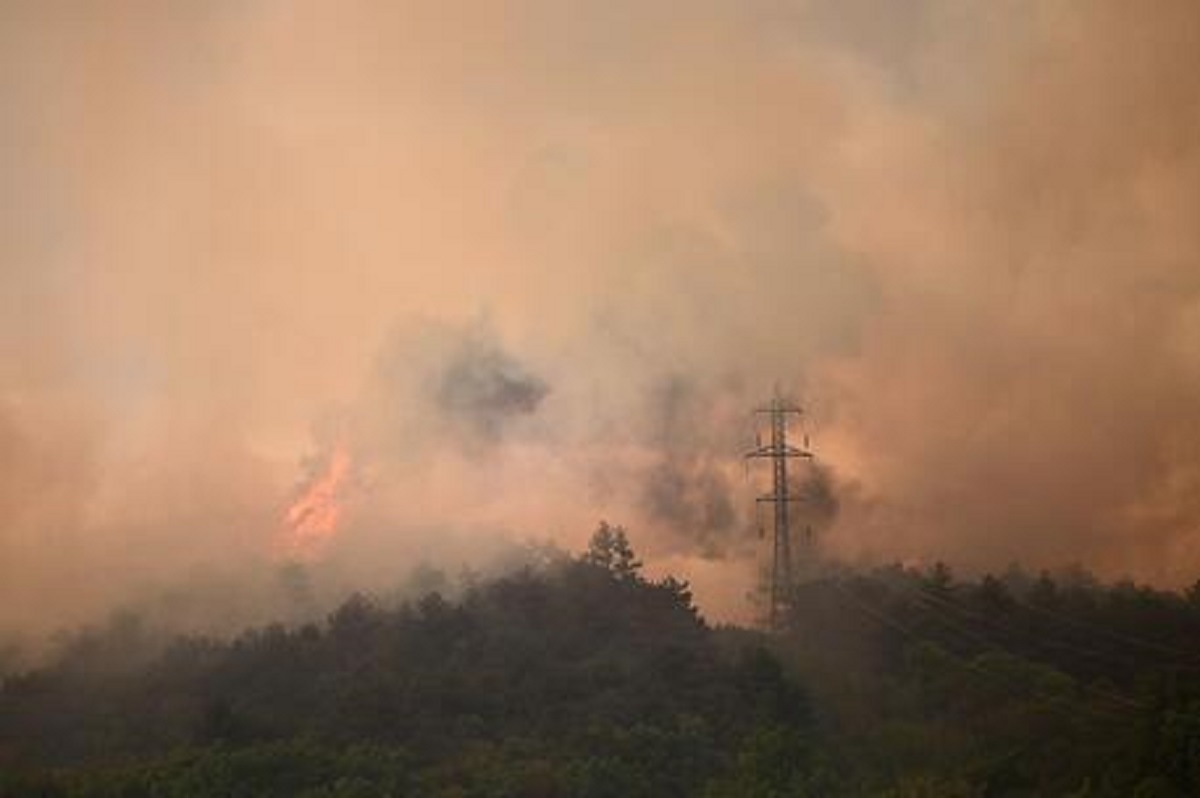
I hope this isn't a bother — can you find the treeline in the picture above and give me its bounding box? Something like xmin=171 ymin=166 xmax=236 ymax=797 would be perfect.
xmin=0 ymin=525 xmax=816 ymax=797
xmin=779 ymin=564 xmax=1200 ymax=796
xmin=5 ymin=531 xmax=1200 ymax=795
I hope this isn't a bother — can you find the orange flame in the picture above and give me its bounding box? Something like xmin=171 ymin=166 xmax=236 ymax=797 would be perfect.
xmin=275 ymin=444 xmax=352 ymax=561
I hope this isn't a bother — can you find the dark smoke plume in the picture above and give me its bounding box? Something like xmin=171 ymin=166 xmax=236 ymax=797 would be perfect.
xmin=436 ymin=334 xmax=550 ymax=441
xmin=793 ymin=461 xmax=841 ymax=533
xmin=635 ymin=375 xmax=745 ymax=557
xmin=642 ymin=460 xmax=738 ymax=557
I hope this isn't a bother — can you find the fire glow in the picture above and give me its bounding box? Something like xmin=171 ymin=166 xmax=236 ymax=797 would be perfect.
xmin=275 ymin=444 xmax=352 ymax=562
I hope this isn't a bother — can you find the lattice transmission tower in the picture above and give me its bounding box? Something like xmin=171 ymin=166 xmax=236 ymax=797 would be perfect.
xmin=745 ymin=391 xmax=814 ymax=630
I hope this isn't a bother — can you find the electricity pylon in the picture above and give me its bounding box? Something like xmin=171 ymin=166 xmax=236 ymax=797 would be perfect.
xmin=746 ymin=391 xmax=813 ymax=630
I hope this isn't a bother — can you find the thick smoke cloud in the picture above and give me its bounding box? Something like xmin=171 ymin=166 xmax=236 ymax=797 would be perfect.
xmin=435 ymin=331 xmax=550 ymax=442
xmin=2 ymin=0 xmax=1199 ymax=640
xmin=822 ymin=0 xmax=1200 ymax=580
xmin=352 ymin=319 xmax=551 ymax=456
xmin=636 ymin=375 xmax=741 ymax=558
xmin=795 ymin=462 xmax=840 ymax=534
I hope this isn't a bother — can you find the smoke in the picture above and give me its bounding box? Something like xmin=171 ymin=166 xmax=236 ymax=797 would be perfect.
xmin=435 ymin=328 xmax=550 ymax=442
xmin=635 ymin=375 xmax=741 ymax=558
xmin=2 ymin=0 xmax=1200 ymax=641
xmin=820 ymin=0 xmax=1200 ymax=580
xmin=795 ymin=462 xmax=841 ymax=534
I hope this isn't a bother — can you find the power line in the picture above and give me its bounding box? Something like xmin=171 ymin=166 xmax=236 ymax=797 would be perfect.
xmin=901 ymin=581 xmax=1166 ymax=674
xmin=1005 ymin=591 xmax=1200 ymax=665
xmin=835 ymin=575 xmax=1200 ymax=730
xmin=893 ymin=584 xmax=1148 ymax=711
xmin=829 ymin=579 xmax=1135 ymax=722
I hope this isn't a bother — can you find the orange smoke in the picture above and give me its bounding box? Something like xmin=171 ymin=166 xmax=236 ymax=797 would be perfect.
xmin=275 ymin=445 xmax=352 ymax=562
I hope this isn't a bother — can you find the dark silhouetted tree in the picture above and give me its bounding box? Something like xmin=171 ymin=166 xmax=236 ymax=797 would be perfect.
xmin=583 ymin=521 xmax=642 ymax=581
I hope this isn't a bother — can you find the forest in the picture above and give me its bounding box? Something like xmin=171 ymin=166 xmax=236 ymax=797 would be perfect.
xmin=4 ymin=524 xmax=1200 ymax=797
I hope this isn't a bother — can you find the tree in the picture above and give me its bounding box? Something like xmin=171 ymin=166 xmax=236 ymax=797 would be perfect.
xmin=1030 ymin=571 xmax=1061 ymax=608
xmin=656 ymin=576 xmax=695 ymax=613
xmin=977 ymin=574 xmax=1013 ymax=615
xmin=1185 ymin=578 xmax=1200 ymax=610
xmin=583 ymin=521 xmax=642 ymax=581
xmin=924 ymin=561 xmax=954 ymax=597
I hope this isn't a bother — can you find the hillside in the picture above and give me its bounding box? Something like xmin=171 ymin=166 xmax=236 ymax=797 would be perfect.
xmin=5 ymin=528 xmax=1200 ymax=796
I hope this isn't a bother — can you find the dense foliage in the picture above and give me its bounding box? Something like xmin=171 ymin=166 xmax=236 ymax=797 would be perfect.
xmin=0 ymin=525 xmax=815 ymax=796
xmin=5 ymin=527 xmax=1200 ymax=795
xmin=780 ymin=565 xmax=1200 ymax=796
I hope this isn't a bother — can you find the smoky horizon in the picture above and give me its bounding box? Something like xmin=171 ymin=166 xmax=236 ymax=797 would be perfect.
xmin=3 ymin=0 xmax=1200 ymax=647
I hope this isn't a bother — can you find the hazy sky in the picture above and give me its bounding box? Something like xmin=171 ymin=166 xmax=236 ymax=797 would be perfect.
xmin=3 ymin=1 xmax=1199 ymax=637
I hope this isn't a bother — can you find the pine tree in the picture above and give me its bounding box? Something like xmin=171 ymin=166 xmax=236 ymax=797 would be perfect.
xmin=583 ymin=521 xmax=643 ymax=581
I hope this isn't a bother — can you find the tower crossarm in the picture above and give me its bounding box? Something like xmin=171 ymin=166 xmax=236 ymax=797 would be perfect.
xmin=745 ymin=445 xmax=811 ymax=459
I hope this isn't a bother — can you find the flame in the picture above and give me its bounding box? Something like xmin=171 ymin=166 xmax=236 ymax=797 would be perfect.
xmin=275 ymin=444 xmax=352 ymax=561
